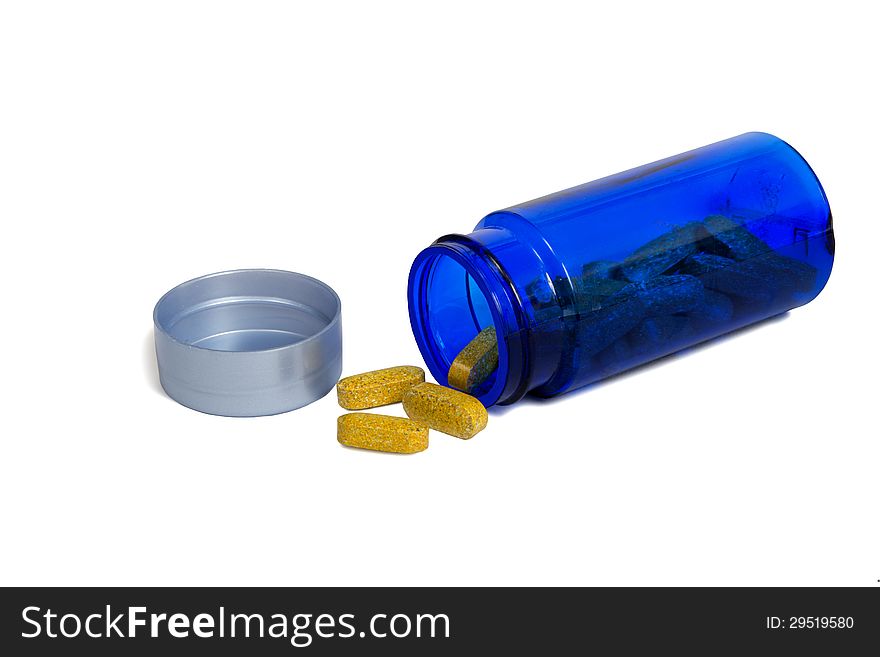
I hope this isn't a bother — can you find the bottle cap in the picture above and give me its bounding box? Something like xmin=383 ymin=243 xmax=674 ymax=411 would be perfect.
xmin=153 ymin=269 xmax=342 ymax=416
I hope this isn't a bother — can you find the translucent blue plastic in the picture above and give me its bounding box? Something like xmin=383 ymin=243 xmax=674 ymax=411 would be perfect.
xmin=408 ymin=132 xmax=834 ymax=407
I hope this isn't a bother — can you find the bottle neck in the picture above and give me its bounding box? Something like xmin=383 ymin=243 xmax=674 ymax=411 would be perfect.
xmin=407 ymin=231 xmax=533 ymax=407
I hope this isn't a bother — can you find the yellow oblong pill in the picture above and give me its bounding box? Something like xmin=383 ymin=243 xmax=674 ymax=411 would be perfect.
xmin=337 ymin=413 xmax=429 ymax=454
xmin=402 ymin=382 xmax=488 ymax=440
xmin=448 ymin=326 xmax=498 ymax=394
xmin=336 ymin=365 xmax=426 ymax=410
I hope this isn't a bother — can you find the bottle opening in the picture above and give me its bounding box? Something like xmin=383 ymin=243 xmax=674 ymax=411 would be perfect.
xmin=408 ymin=243 xmax=517 ymax=407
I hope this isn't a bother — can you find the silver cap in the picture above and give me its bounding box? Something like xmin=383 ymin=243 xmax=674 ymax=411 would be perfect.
xmin=154 ymin=269 xmax=342 ymax=416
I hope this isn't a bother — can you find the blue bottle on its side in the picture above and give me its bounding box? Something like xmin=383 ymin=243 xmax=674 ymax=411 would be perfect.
xmin=408 ymin=132 xmax=833 ymax=407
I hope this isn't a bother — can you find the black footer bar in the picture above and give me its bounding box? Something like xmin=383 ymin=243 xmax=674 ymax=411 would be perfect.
xmin=2 ymin=587 xmax=877 ymax=654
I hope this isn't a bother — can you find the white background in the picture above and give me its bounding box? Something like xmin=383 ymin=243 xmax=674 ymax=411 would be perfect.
xmin=1 ymin=1 xmax=876 ymax=586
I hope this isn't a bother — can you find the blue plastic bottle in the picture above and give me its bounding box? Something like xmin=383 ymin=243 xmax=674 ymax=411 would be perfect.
xmin=407 ymin=132 xmax=833 ymax=407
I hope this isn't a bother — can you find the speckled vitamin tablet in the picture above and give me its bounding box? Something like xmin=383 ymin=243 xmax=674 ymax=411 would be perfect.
xmin=402 ymin=382 xmax=488 ymax=440
xmin=336 ymin=365 xmax=425 ymax=410
xmin=337 ymin=413 xmax=429 ymax=454
xmin=448 ymin=326 xmax=498 ymax=394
